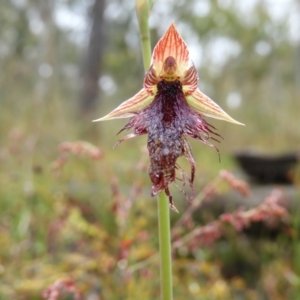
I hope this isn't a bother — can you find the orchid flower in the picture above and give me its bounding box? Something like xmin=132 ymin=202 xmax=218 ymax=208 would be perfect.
xmin=94 ymin=23 xmax=243 ymax=211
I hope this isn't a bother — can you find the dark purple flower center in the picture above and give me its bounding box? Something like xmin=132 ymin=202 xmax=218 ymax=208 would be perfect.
xmin=117 ymin=80 xmax=219 ymax=211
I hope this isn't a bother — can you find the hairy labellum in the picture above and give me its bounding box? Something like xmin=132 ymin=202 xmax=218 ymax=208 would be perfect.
xmin=117 ymin=80 xmax=219 ymax=211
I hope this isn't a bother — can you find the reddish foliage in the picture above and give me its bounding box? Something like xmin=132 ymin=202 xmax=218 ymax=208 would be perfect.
xmin=51 ymin=141 xmax=103 ymax=171
xmin=59 ymin=141 xmax=103 ymax=160
xmin=220 ymin=170 xmax=250 ymax=197
xmin=42 ymin=279 xmax=82 ymax=300
xmin=173 ymin=188 xmax=288 ymax=250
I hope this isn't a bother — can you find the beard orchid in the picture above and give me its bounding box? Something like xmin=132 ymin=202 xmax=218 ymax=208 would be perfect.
xmin=94 ymin=23 xmax=243 ymax=212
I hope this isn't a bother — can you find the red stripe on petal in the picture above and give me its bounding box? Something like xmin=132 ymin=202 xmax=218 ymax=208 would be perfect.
xmin=186 ymin=89 xmax=244 ymax=125
xmin=93 ymin=89 xmax=154 ymax=121
xmin=144 ymin=65 xmax=158 ymax=93
xmin=152 ymin=23 xmax=190 ymax=72
xmin=182 ymin=65 xmax=198 ymax=95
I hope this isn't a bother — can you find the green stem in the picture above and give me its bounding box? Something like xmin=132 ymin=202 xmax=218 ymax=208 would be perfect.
xmin=135 ymin=0 xmax=152 ymax=70
xmin=157 ymin=191 xmax=173 ymax=300
xmin=135 ymin=2 xmax=173 ymax=299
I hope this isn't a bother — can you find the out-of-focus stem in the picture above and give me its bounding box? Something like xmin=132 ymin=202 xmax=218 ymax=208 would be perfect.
xmin=135 ymin=0 xmax=152 ymax=70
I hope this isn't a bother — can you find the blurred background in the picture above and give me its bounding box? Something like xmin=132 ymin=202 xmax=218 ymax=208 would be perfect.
xmin=0 ymin=0 xmax=300 ymax=299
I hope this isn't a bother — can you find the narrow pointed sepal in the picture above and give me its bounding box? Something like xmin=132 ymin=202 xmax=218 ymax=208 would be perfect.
xmin=93 ymin=89 xmax=154 ymax=122
xmin=186 ymin=89 xmax=245 ymax=125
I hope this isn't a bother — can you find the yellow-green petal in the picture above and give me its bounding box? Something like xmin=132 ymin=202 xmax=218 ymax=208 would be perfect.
xmin=186 ymin=89 xmax=244 ymax=125
xmin=93 ymin=88 xmax=154 ymax=121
